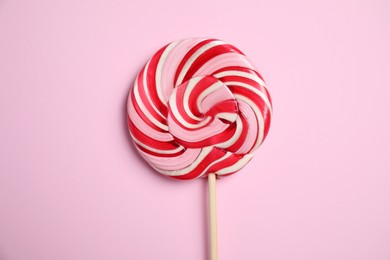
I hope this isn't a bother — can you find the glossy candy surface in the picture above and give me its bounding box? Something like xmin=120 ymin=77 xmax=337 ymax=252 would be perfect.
xmin=127 ymin=38 xmax=272 ymax=180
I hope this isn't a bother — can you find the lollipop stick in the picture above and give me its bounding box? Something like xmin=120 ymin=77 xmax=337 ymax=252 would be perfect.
xmin=208 ymin=173 xmax=218 ymax=260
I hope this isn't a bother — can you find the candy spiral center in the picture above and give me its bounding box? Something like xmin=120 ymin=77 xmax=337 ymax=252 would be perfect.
xmin=167 ymin=76 xmax=239 ymax=149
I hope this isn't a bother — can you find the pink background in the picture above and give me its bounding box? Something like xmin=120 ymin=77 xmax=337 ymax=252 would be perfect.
xmin=0 ymin=0 xmax=389 ymax=259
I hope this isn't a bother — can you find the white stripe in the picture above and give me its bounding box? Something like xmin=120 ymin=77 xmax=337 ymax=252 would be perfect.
xmin=133 ymin=76 xmax=169 ymax=131
xmin=216 ymin=112 xmax=237 ymax=122
xmin=175 ymin=40 xmax=225 ymax=86
xmin=224 ymin=81 xmax=273 ymax=113
xmin=155 ymin=41 xmax=179 ymax=105
xmin=216 ymin=154 xmax=254 ymax=175
xmin=214 ymin=70 xmax=267 ymax=87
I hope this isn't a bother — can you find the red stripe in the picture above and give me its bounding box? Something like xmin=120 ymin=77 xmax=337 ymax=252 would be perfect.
xmin=171 ymin=122 xmax=237 ymax=149
xmin=127 ymin=115 xmax=180 ymax=152
xmin=136 ymin=67 xmax=167 ymax=125
xmin=218 ymin=75 xmax=267 ymax=91
xmin=180 ymin=44 xmax=244 ymax=84
xmin=225 ymin=113 xmax=249 ymax=153
xmin=213 ymin=66 xmax=258 ymax=76
xmin=205 ymin=100 xmax=237 ymax=119
xmin=209 ymin=153 xmax=245 ymax=174
xmin=262 ymin=108 xmax=271 ymax=141
xmin=174 ymin=39 xmax=215 ymax=86
xmin=187 ymin=76 xmax=220 ymax=117
xmin=145 ymin=44 xmax=169 ymax=116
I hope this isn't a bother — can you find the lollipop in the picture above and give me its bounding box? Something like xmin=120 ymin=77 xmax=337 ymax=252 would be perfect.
xmin=127 ymin=38 xmax=272 ymax=259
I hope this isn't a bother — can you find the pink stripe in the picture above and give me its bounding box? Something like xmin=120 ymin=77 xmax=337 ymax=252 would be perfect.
xmin=194 ymin=53 xmax=256 ymax=77
xmin=139 ymin=148 xmax=201 ymax=171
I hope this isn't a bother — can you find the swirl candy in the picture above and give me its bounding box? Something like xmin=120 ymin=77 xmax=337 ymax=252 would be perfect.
xmin=127 ymin=38 xmax=272 ymax=180
xmin=127 ymin=38 xmax=273 ymax=260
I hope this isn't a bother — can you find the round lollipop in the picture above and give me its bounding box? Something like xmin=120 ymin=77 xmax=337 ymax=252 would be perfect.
xmin=127 ymin=38 xmax=272 ymax=259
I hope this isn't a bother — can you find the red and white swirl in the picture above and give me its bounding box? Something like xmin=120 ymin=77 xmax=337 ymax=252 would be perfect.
xmin=127 ymin=38 xmax=272 ymax=180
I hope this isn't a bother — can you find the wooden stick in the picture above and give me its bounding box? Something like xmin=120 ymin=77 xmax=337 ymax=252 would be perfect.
xmin=208 ymin=173 xmax=218 ymax=260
